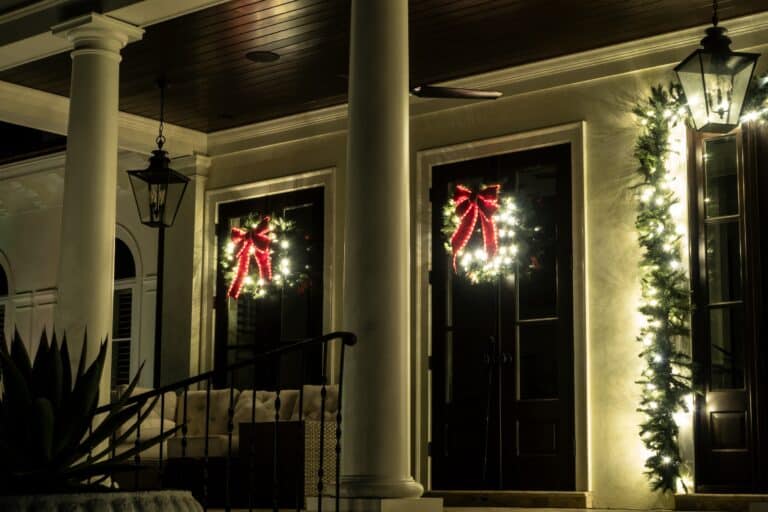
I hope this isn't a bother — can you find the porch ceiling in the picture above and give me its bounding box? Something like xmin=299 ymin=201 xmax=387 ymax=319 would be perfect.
xmin=0 ymin=0 xmax=766 ymax=133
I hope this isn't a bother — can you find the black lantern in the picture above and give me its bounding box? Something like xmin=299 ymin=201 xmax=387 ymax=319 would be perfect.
xmin=127 ymin=149 xmax=188 ymax=227
xmin=674 ymin=0 xmax=759 ymax=133
xmin=127 ymin=80 xmax=188 ymax=387
xmin=127 ymin=83 xmax=188 ymax=227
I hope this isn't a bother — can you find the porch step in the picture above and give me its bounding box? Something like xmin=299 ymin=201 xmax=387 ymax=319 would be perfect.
xmin=425 ymin=491 xmax=591 ymax=509
xmin=676 ymin=494 xmax=768 ymax=512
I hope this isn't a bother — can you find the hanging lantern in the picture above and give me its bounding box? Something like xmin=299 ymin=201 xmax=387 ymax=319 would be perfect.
xmin=674 ymin=0 xmax=759 ymax=133
xmin=127 ymin=80 xmax=189 ymax=228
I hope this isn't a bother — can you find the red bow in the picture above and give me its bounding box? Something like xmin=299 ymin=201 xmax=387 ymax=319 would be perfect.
xmin=227 ymin=217 xmax=273 ymax=299
xmin=449 ymin=184 xmax=500 ymax=271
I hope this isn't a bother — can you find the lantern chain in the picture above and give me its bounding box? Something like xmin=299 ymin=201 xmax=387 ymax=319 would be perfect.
xmin=712 ymin=0 xmax=719 ymax=27
xmin=156 ymin=78 xmax=167 ymax=150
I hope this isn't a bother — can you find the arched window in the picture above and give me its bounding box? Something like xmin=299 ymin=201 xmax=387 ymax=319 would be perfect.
xmin=0 ymin=262 xmax=8 ymax=341
xmin=112 ymin=238 xmax=136 ymax=387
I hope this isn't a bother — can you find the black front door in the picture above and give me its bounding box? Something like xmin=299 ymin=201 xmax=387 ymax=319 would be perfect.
xmin=430 ymin=143 xmax=575 ymax=490
xmin=214 ymin=187 xmax=324 ymax=389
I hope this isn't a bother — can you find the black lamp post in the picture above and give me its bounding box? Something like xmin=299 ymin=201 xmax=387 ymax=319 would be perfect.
xmin=127 ymin=80 xmax=189 ymax=387
xmin=674 ymin=0 xmax=760 ymax=133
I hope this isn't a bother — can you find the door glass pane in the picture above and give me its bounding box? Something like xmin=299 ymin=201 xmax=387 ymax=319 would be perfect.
xmin=709 ymin=306 xmax=745 ymax=389
xmin=518 ymin=322 xmax=558 ymax=399
xmin=704 ymin=136 xmax=738 ymax=218
xmin=706 ymin=221 xmax=742 ymax=302
xmin=517 ymin=168 xmax=558 ymax=319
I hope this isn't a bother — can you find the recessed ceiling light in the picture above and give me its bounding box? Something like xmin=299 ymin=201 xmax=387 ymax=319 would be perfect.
xmin=246 ymin=50 xmax=280 ymax=63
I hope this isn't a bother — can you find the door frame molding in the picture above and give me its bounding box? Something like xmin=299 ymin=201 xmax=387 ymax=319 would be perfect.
xmin=414 ymin=122 xmax=588 ymax=491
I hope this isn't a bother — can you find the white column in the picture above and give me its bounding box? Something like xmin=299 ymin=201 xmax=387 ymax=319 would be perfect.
xmin=53 ymin=14 xmax=142 ymax=372
xmin=341 ymin=0 xmax=426 ymax=504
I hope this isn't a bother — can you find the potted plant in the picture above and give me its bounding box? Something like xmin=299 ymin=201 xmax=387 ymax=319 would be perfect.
xmin=0 ymin=331 xmax=201 ymax=511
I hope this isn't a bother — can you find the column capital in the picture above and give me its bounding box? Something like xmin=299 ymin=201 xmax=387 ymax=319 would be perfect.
xmin=173 ymin=152 xmax=212 ymax=180
xmin=52 ymin=13 xmax=143 ymax=55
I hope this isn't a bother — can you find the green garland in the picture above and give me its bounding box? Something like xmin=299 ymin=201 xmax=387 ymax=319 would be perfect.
xmin=632 ymin=84 xmax=693 ymax=493
xmin=631 ymin=75 xmax=768 ymax=493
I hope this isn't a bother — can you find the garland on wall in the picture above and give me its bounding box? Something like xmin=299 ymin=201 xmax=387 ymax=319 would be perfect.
xmin=631 ymin=76 xmax=768 ymax=493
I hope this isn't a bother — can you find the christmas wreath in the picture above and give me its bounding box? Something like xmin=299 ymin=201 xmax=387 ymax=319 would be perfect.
xmin=221 ymin=213 xmax=308 ymax=299
xmin=441 ymin=183 xmax=522 ymax=283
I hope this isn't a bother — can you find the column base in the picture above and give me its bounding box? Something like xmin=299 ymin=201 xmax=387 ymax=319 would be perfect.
xmin=308 ymin=497 xmax=442 ymax=512
xmin=340 ymin=477 xmax=424 ymax=499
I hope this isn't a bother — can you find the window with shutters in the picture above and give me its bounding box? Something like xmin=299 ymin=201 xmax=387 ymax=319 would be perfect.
xmin=112 ymin=239 xmax=136 ymax=387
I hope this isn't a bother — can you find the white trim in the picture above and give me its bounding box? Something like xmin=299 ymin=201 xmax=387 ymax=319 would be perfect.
xmin=0 ymin=80 xmax=208 ymax=158
xmin=0 ymin=0 xmax=68 ymax=24
xmin=200 ymin=168 xmax=337 ymax=374
xmin=0 ymin=151 xmax=64 ymax=180
xmin=0 ymin=1 xmax=234 ymax=71
xmin=207 ymin=10 xmax=768 ymax=155
xmin=414 ymin=122 xmax=588 ymax=491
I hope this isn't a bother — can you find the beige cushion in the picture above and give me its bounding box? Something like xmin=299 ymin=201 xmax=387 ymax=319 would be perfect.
xmin=233 ymin=389 xmax=299 ymax=426
xmin=167 ymin=435 xmax=238 ymax=458
xmin=176 ymin=389 xmax=239 ymax=436
xmin=113 ymin=385 xmax=178 ymax=422
xmin=116 ymin=417 xmax=176 ymax=442
xmin=291 ymin=385 xmax=338 ymax=421
xmin=114 ymin=440 xmax=169 ymax=461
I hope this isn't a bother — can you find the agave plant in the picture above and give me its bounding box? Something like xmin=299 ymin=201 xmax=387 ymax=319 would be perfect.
xmin=0 ymin=330 xmax=177 ymax=494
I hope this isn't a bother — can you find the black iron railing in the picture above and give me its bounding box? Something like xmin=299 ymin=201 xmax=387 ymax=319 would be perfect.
xmin=96 ymin=331 xmax=356 ymax=512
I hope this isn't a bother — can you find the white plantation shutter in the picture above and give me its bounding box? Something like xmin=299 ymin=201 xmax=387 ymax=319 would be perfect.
xmin=111 ymin=288 xmax=132 ymax=387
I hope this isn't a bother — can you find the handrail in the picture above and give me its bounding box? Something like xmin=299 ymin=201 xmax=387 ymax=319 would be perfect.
xmin=103 ymin=329 xmax=356 ymax=512
xmin=98 ymin=331 xmax=356 ymax=413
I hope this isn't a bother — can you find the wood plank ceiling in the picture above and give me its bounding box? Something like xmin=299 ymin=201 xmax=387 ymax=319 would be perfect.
xmin=0 ymin=0 xmax=766 ymax=133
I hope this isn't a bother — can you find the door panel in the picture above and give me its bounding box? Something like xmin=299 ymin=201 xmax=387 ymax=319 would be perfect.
xmin=430 ymin=143 xmax=574 ymax=491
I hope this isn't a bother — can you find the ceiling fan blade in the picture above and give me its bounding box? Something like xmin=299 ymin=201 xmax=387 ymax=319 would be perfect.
xmin=410 ymin=85 xmax=502 ymax=100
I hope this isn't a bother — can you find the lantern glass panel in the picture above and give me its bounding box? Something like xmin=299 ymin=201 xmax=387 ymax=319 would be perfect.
xmin=676 ymin=49 xmax=758 ymax=133
xmin=128 ymin=167 xmax=188 ymax=228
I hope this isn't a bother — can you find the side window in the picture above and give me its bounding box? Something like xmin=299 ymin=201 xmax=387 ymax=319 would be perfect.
xmin=689 ymin=126 xmax=768 ymax=491
xmin=112 ymin=239 xmax=136 ymax=387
